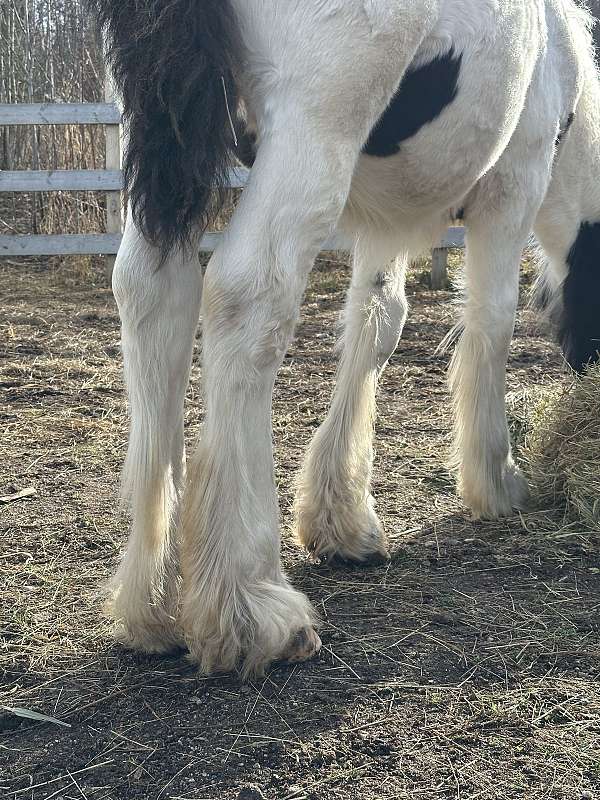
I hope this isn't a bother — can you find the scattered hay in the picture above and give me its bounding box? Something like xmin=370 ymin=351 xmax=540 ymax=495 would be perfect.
xmin=3 ymin=259 xmax=600 ymax=799
xmin=510 ymin=365 xmax=600 ymax=529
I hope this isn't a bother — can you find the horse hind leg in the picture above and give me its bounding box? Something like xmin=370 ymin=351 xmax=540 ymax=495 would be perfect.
xmin=450 ymin=143 xmax=555 ymax=519
xmin=107 ymin=213 xmax=202 ymax=652
xmin=179 ymin=127 xmax=345 ymax=677
xmin=176 ymin=2 xmax=438 ymax=676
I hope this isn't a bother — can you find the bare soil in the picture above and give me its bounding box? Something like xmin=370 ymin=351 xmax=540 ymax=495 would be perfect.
xmin=1 ymin=255 xmax=599 ymax=800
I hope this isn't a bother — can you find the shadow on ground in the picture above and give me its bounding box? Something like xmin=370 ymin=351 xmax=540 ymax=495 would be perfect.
xmin=2 ymin=258 xmax=599 ymax=799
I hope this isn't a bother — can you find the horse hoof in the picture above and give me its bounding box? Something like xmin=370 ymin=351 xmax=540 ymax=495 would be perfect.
xmin=282 ymin=627 xmax=322 ymax=664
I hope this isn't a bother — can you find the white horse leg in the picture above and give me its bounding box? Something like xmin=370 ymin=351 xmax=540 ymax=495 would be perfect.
xmin=178 ymin=0 xmax=437 ymax=677
xmin=450 ymin=151 xmax=554 ymax=519
xmin=296 ymin=236 xmax=408 ymax=563
xmin=180 ymin=129 xmax=357 ymax=677
xmin=449 ymin=229 xmax=527 ymax=519
xmin=534 ymin=101 xmax=600 ymax=373
xmin=108 ymin=213 xmax=202 ymax=651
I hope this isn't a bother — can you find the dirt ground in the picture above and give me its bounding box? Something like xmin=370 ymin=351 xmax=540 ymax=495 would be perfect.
xmin=1 ymin=254 xmax=599 ymax=800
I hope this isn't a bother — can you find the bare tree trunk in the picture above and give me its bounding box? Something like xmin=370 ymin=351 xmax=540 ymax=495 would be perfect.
xmin=0 ymin=0 xmax=106 ymax=238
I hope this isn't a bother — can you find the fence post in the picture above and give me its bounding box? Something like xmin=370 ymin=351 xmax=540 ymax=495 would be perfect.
xmin=104 ymin=76 xmax=122 ymax=281
xmin=431 ymin=247 xmax=449 ymax=290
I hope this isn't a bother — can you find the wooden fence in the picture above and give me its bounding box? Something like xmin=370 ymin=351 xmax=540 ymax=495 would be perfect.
xmin=0 ymin=98 xmax=123 ymax=260
xmin=0 ymin=96 xmax=465 ymax=287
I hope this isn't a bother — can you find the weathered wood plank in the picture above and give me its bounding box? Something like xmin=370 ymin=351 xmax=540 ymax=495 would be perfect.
xmin=442 ymin=226 xmax=466 ymax=248
xmin=431 ymin=247 xmax=449 ymax=289
xmin=0 ymin=227 xmax=466 ymax=259
xmin=0 ymin=231 xmax=349 ymax=257
xmin=0 ymin=103 xmax=121 ymax=125
xmin=0 ymin=170 xmax=123 ymax=192
xmin=105 ymin=189 xmax=122 ymax=241
xmin=0 ymin=234 xmax=123 ymax=257
xmin=199 ymin=232 xmax=223 ymax=252
xmin=0 ymin=167 xmax=251 ymax=194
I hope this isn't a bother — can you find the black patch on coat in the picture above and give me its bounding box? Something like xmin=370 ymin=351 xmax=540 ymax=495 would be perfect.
xmin=363 ymin=48 xmax=462 ymax=158
xmin=87 ymin=0 xmax=240 ymax=255
xmin=560 ymin=221 xmax=600 ymax=371
xmin=234 ymin=126 xmax=256 ymax=168
xmin=556 ymin=112 xmax=575 ymax=147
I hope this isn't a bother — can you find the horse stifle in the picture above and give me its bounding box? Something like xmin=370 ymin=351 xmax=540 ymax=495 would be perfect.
xmin=89 ymin=0 xmax=600 ymax=676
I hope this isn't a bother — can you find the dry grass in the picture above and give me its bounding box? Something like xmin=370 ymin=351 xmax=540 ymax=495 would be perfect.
xmin=1 ymin=0 xmax=105 ymax=239
xmin=515 ymin=367 xmax=600 ymax=530
xmin=1 ymin=256 xmax=599 ymax=800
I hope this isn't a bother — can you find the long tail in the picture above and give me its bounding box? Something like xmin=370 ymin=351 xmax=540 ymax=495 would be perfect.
xmin=533 ymin=222 xmax=600 ymax=374
xmin=559 ymin=222 xmax=600 ymax=372
xmin=88 ymin=0 xmax=240 ymax=254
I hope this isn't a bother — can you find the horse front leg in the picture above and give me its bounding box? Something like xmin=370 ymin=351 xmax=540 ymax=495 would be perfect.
xmin=296 ymin=235 xmax=408 ymax=564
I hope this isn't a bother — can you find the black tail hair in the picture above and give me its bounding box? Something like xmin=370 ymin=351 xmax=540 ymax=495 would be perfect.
xmin=88 ymin=0 xmax=240 ymax=254
xmin=560 ymin=221 xmax=600 ymax=372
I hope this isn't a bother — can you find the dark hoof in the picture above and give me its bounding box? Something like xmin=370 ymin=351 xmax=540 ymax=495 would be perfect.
xmin=281 ymin=627 xmax=322 ymax=664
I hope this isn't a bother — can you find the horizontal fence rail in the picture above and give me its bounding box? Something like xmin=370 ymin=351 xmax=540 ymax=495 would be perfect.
xmin=0 ymin=99 xmax=464 ymax=285
xmin=0 ymin=228 xmax=466 ymax=258
xmin=0 ymin=102 xmax=121 ymax=125
xmin=1 ymin=169 xmax=123 ymax=192
xmin=0 ymin=166 xmax=250 ymax=193
xmin=0 ymin=233 xmax=123 ymax=257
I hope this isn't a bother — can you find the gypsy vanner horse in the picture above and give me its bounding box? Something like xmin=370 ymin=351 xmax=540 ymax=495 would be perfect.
xmin=89 ymin=0 xmax=600 ymax=676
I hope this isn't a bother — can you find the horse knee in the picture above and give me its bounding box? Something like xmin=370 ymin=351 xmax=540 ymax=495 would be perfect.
xmin=203 ymin=255 xmax=301 ymax=380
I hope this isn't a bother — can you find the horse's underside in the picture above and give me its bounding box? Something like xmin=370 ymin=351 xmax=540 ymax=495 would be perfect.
xmin=91 ymin=0 xmax=600 ymax=676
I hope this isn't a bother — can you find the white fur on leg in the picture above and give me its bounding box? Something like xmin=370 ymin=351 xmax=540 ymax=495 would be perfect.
xmin=448 ymin=327 xmax=528 ymax=519
xmin=296 ymin=246 xmax=408 ymax=562
xmin=106 ymin=475 xmax=182 ymax=652
xmin=177 ymin=6 xmax=437 ymax=672
xmin=107 ymin=218 xmax=202 ymax=652
xmin=180 ymin=312 xmax=320 ymax=677
xmin=446 ymin=240 xmax=528 ymax=520
xmin=295 ymin=372 xmax=385 ymax=563
xmin=179 ymin=136 xmax=340 ymax=675
xmin=448 ymin=248 xmax=544 ymax=519
xmin=181 ymin=447 xmax=319 ymax=678
xmin=448 ymin=115 xmax=557 ymax=520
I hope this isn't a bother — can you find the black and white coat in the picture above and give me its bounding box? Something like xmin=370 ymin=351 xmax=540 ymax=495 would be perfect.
xmin=94 ymin=0 xmax=600 ymax=676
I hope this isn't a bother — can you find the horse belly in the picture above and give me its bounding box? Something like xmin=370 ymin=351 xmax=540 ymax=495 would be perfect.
xmin=345 ymin=3 xmax=543 ymax=230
